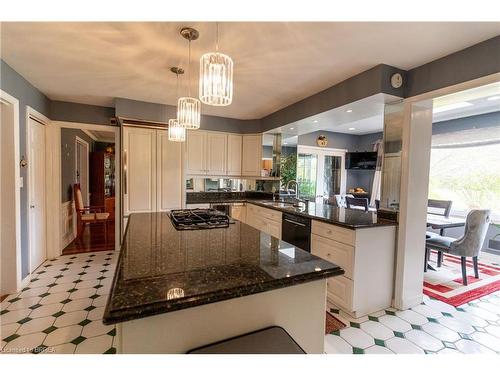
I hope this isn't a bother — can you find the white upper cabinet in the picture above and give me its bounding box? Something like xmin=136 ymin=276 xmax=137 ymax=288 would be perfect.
xmin=242 ymin=134 xmax=262 ymax=177
xmin=186 ymin=130 xmax=207 ymax=175
xmin=226 ymin=134 xmax=242 ymax=176
xmin=206 ymin=132 xmax=227 ymax=175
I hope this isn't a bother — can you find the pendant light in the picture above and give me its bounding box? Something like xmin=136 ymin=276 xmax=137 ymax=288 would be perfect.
xmin=199 ymin=23 xmax=233 ymax=106
xmin=168 ymin=67 xmax=186 ymax=142
xmin=178 ymin=27 xmax=201 ymax=130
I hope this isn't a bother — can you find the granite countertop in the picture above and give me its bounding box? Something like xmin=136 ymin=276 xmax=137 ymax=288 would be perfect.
xmin=249 ymin=201 xmax=397 ymax=229
xmin=103 ymin=212 xmax=344 ymax=325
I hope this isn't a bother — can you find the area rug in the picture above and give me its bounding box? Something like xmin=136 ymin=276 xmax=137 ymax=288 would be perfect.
xmin=325 ymin=311 xmax=346 ymax=334
xmin=423 ymin=250 xmax=500 ymax=306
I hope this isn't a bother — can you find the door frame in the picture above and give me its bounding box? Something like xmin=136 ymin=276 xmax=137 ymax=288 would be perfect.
xmin=75 ymin=136 xmax=90 ymax=205
xmin=297 ymin=145 xmax=347 ymax=202
xmin=0 ymin=90 xmax=22 ymax=293
xmin=50 ymin=121 xmax=121 ymax=256
xmin=25 ymin=107 xmax=50 ymax=274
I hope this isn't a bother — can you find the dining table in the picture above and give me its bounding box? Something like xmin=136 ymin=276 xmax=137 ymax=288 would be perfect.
xmin=425 ymin=214 xmax=466 ymax=271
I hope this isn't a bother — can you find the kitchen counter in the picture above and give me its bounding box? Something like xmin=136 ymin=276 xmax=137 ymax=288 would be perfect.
xmin=103 ymin=212 xmax=343 ymax=325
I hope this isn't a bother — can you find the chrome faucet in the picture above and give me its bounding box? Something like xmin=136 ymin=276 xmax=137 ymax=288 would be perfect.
xmin=286 ymin=179 xmax=299 ymax=199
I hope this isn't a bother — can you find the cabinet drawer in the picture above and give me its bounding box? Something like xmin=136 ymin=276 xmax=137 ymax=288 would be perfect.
xmin=247 ymin=204 xmax=282 ymax=222
xmin=311 ymin=234 xmax=354 ymax=279
xmin=327 ymin=275 xmax=353 ymax=310
xmin=312 ymin=220 xmax=355 ymax=246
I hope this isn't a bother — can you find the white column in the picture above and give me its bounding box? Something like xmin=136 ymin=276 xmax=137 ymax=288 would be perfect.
xmin=393 ymin=100 xmax=433 ymax=310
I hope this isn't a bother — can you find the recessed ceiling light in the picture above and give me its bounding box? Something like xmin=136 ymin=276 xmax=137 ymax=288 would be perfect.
xmin=346 ymin=109 xmax=353 ymax=113
xmin=283 ymin=142 xmax=288 ymax=145
xmin=349 ymin=127 xmax=356 ymax=130
xmin=487 ymin=95 xmax=500 ymax=101
xmin=313 ymin=120 xmax=318 ymax=123
xmin=290 ymin=127 xmax=294 ymax=130
xmin=433 ymin=101 xmax=472 ymax=113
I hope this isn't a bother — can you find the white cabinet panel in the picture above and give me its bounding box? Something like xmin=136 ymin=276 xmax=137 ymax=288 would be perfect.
xmin=123 ymin=127 xmax=157 ymax=215
xmin=186 ymin=130 xmax=207 ymax=175
xmin=227 ymin=134 xmax=242 ymax=176
xmin=206 ymin=132 xmax=227 ymax=175
xmin=157 ymin=131 xmax=182 ymax=211
xmin=242 ymin=134 xmax=262 ymax=177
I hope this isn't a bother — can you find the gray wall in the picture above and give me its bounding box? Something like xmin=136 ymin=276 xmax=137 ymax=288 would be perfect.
xmin=60 ymin=128 xmax=95 ymax=203
xmin=115 ymin=97 xmax=262 ymax=134
xmin=1 ymin=59 xmax=51 ymax=279
xmin=51 ymin=100 xmax=115 ymax=125
xmin=433 ymin=111 xmax=500 ymax=134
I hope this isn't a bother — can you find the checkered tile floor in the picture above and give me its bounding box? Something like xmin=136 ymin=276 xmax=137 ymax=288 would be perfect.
xmin=325 ymin=292 xmax=500 ymax=354
xmin=1 ymin=251 xmax=118 ymax=354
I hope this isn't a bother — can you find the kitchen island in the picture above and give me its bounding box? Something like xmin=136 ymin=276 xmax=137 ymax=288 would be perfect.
xmin=103 ymin=212 xmax=344 ymax=354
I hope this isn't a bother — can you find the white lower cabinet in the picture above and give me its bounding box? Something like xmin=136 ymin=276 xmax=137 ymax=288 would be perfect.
xmin=245 ymin=203 xmax=282 ymax=239
xmin=311 ymin=220 xmax=396 ymax=318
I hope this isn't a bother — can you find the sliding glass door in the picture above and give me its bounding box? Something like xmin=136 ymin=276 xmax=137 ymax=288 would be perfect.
xmin=297 ymin=146 xmax=346 ymax=203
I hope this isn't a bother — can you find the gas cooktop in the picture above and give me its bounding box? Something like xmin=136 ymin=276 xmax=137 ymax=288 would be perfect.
xmin=169 ymin=209 xmax=232 ymax=230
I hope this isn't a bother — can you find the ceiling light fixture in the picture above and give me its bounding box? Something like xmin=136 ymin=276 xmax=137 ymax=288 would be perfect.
xmin=433 ymin=101 xmax=472 ymax=114
xmin=178 ymin=27 xmax=201 ymax=130
xmin=487 ymin=95 xmax=500 ymax=101
xmin=168 ymin=67 xmax=186 ymax=142
xmin=290 ymin=127 xmax=294 ymax=130
xmin=199 ymin=23 xmax=233 ymax=106
xmin=313 ymin=120 xmax=318 ymax=123
xmin=346 ymin=109 xmax=353 ymax=113
xmin=349 ymin=127 xmax=356 ymax=130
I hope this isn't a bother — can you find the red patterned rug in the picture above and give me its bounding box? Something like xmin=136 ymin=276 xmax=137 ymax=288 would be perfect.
xmin=423 ymin=251 xmax=500 ymax=306
xmin=325 ymin=311 xmax=345 ymax=334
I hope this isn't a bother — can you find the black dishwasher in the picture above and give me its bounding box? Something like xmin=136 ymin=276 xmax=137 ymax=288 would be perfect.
xmin=281 ymin=212 xmax=311 ymax=252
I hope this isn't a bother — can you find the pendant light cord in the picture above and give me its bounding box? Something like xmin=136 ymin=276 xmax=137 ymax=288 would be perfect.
xmin=188 ymin=39 xmax=192 ymax=97
xmin=215 ymin=22 xmax=219 ymax=53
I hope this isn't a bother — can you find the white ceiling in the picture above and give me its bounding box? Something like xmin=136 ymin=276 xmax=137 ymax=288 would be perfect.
xmin=2 ymin=22 xmax=499 ymax=120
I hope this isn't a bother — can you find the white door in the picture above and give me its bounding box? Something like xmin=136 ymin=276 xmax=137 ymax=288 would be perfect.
xmin=242 ymin=134 xmax=262 ymax=176
xmin=157 ymin=130 xmax=183 ymax=211
xmin=227 ymin=134 xmax=242 ymax=176
xmin=123 ymin=126 xmax=157 ymax=216
xmin=28 ymin=117 xmax=47 ymax=272
xmin=206 ymin=132 xmax=227 ymax=175
xmin=186 ymin=130 xmax=207 ymax=175
xmin=75 ymin=138 xmax=89 ymax=206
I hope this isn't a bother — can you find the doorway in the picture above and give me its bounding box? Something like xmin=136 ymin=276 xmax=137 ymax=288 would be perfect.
xmin=28 ymin=116 xmax=48 ymax=272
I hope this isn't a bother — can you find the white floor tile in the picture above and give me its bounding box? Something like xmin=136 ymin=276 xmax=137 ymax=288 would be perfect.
xmin=463 ymin=305 xmax=500 ymax=321
xmin=87 ymin=307 xmax=104 ymax=321
xmin=69 ymin=287 xmax=98 ymax=300
xmin=339 ymin=327 xmax=375 ymax=349
xmin=0 ymin=308 xmax=31 ymax=325
xmin=424 ymin=299 xmax=457 ymax=314
xmin=421 ymin=322 xmax=461 ymax=342
xmin=404 ymin=329 xmax=444 ymax=352
xmin=92 ymin=295 xmax=108 ymax=307
xmin=455 ymin=338 xmax=495 ymax=354
xmin=30 ymin=303 xmax=64 ymax=319
xmin=29 ymin=278 xmax=57 ymax=288
xmin=35 ymin=270 xmax=62 ymax=279
xmin=3 ymin=332 xmax=46 ymax=353
xmin=43 ymin=324 xmax=82 ymax=347
xmin=17 ymin=316 xmax=55 ymax=336
xmin=75 ymin=280 xmax=100 ymax=289
xmin=325 ymin=334 xmax=353 ymax=354
xmin=44 ymin=343 xmax=76 ymax=354
xmin=75 ymin=334 xmax=113 ymax=354
xmin=484 ymin=324 xmax=500 ymax=339
xmin=1 ymin=323 xmax=20 ymax=340
xmin=470 ymin=332 xmax=500 ymax=352
xmin=395 ymin=310 xmax=429 ymax=325
xmin=411 ymin=304 xmax=443 ymax=319
xmin=55 ymin=275 xmax=80 ymax=285
xmin=438 ymin=348 xmax=461 ymax=354
xmin=18 ymin=287 xmax=49 ymax=299
xmin=54 ymin=310 xmax=88 ymax=328
xmin=62 ymin=298 xmax=93 ymax=313
xmin=82 ymin=320 xmax=114 ymax=338
xmin=385 ymin=337 xmax=425 ymax=354
xmin=378 ymin=315 xmax=412 ymax=333
xmin=48 ymin=283 xmax=76 ymax=294
xmin=359 ymin=321 xmax=395 ymax=340
xmin=364 ymin=345 xmax=394 ymax=354
xmin=476 ymin=301 xmax=500 ymax=315
xmin=80 ymin=272 xmax=103 ymax=281
xmin=7 ymin=296 xmax=41 ymax=311
xmin=438 ymin=316 xmax=475 ymax=335
xmin=39 ymin=292 xmax=70 ymax=305
xmin=451 ymin=311 xmax=488 ymax=327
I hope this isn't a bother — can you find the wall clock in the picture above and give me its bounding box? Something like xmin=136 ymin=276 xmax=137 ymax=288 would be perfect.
xmin=317 ymin=135 xmax=328 ymax=147
xmin=391 ymin=73 xmax=403 ymax=89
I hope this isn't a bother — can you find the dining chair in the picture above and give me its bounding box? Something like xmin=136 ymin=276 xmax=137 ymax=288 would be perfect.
xmin=424 ymin=209 xmax=491 ymax=285
xmin=346 ymin=196 xmax=369 ymax=212
xmin=333 ymin=194 xmax=354 ymax=208
xmin=74 ymin=183 xmax=110 ymax=243
xmin=427 ymin=199 xmax=453 ymax=264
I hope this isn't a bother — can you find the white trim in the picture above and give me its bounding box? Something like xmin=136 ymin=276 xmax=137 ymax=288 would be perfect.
xmin=50 ymin=121 xmax=121 ymax=254
xmin=0 ymin=89 xmax=22 ymax=294
xmin=82 ymin=129 xmax=98 ymax=141
xmin=75 ymin=136 xmax=90 ymax=205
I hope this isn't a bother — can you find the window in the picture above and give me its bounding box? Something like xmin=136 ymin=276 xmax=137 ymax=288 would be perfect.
xmin=428 ymin=127 xmax=500 ymax=221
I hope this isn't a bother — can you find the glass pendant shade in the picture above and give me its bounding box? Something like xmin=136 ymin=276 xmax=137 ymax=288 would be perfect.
xmin=168 ymin=119 xmax=186 ymax=142
xmin=199 ymin=52 xmax=233 ymax=106
xmin=177 ymin=97 xmax=201 ymax=129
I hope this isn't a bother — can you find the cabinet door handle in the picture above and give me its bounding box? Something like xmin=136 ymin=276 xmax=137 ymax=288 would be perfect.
xmin=284 ymin=218 xmax=306 ymax=227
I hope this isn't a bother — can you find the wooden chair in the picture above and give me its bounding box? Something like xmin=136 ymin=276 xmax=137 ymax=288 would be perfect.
xmin=427 ymin=199 xmax=453 ymax=266
xmin=346 ymin=196 xmax=369 ymax=212
xmin=74 ymin=183 xmax=110 ymax=244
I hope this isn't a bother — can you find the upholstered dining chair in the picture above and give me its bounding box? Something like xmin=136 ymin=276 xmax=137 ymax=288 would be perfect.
xmin=74 ymin=183 xmax=110 ymax=243
xmin=425 ymin=209 xmax=491 ymax=285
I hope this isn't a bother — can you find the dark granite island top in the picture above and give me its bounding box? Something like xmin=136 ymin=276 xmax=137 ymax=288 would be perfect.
xmin=103 ymin=212 xmax=344 ymax=325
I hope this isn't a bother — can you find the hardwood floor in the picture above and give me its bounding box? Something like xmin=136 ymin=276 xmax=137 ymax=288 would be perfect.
xmin=62 ymin=220 xmax=115 ymax=255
